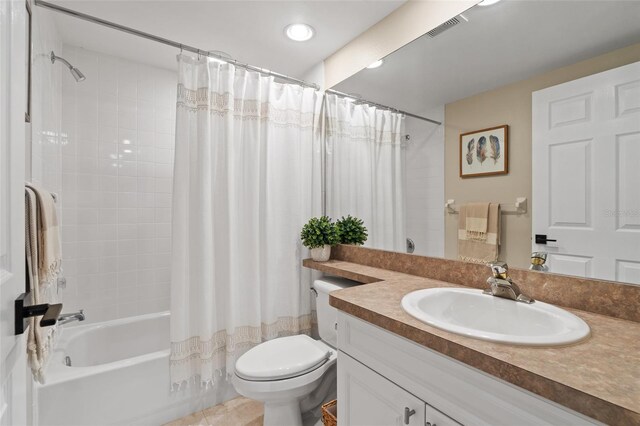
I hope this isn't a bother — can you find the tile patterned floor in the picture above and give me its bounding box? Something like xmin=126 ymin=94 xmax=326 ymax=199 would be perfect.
xmin=164 ymin=397 xmax=264 ymax=426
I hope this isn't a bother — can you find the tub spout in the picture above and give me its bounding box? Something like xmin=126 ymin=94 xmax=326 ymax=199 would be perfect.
xmin=58 ymin=309 xmax=85 ymax=325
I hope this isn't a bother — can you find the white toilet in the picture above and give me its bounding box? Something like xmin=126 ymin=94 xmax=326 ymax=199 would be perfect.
xmin=232 ymin=276 xmax=357 ymax=426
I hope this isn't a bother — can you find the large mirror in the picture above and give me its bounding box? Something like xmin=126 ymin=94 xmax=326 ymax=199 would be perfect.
xmin=326 ymin=0 xmax=640 ymax=285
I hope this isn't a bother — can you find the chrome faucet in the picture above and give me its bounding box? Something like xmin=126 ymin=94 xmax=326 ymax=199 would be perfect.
xmin=529 ymin=251 xmax=549 ymax=272
xmin=483 ymin=263 xmax=534 ymax=304
xmin=58 ymin=309 xmax=85 ymax=325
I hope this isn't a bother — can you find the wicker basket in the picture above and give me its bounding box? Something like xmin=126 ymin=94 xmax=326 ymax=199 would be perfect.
xmin=321 ymin=399 xmax=337 ymax=426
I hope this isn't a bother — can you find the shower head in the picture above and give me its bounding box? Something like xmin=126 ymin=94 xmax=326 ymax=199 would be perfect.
xmin=50 ymin=51 xmax=86 ymax=82
xmin=69 ymin=67 xmax=86 ymax=82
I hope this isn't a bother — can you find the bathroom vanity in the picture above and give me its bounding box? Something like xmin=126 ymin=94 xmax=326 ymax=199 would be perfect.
xmin=336 ymin=313 xmax=598 ymax=425
xmin=303 ymin=246 xmax=640 ymax=426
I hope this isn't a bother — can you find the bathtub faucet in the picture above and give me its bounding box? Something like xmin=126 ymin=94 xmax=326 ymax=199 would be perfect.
xmin=58 ymin=309 xmax=85 ymax=325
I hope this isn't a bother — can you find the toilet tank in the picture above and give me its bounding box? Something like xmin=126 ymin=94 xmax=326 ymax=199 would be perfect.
xmin=313 ymin=277 xmax=358 ymax=348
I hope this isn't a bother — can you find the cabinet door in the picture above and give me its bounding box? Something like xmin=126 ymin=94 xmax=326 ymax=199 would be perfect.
xmin=338 ymin=351 xmax=425 ymax=426
xmin=425 ymin=403 xmax=461 ymax=426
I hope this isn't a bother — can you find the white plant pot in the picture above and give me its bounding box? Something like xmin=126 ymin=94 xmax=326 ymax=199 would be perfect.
xmin=310 ymin=245 xmax=331 ymax=262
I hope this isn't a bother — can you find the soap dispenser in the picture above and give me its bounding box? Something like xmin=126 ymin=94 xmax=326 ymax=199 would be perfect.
xmin=529 ymin=252 xmax=548 ymax=272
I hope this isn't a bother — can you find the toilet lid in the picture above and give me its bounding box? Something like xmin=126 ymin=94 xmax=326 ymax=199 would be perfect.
xmin=235 ymin=335 xmax=331 ymax=381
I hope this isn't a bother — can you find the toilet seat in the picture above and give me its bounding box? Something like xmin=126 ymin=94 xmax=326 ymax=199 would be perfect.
xmin=236 ymin=335 xmax=331 ymax=381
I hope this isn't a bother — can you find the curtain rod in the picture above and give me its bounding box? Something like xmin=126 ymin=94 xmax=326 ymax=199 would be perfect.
xmin=325 ymin=89 xmax=442 ymax=125
xmin=34 ymin=0 xmax=320 ymax=90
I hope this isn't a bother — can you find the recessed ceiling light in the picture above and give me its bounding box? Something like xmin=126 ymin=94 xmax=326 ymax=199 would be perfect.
xmin=478 ymin=0 xmax=501 ymax=6
xmin=366 ymin=59 xmax=384 ymax=69
xmin=285 ymin=24 xmax=315 ymax=42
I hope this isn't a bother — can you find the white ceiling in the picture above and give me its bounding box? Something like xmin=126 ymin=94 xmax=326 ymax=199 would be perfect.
xmin=335 ymin=0 xmax=640 ymax=115
xmin=47 ymin=0 xmax=405 ymax=78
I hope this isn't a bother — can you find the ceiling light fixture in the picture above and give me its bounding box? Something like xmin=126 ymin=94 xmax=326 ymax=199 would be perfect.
xmin=366 ymin=59 xmax=384 ymax=69
xmin=285 ymin=23 xmax=315 ymax=42
xmin=477 ymin=0 xmax=501 ymax=6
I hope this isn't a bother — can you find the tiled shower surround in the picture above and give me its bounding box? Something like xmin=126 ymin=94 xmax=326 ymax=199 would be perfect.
xmin=54 ymin=45 xmax=177 ymax=323
xmin=404 ymin=107 xmax=445 ymax=258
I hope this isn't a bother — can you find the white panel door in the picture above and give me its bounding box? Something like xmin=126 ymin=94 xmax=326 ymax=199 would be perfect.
xmin=533 ymin=61 xmax=640 ymax=284
xmin=0 ymin=0 xmax=29 ymax=424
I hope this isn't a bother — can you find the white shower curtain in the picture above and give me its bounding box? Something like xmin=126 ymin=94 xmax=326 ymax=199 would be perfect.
xmin=170 ymin=55 xmax=322 ymax=387
xmin=325 ymin=94 xmax=406 ymax=251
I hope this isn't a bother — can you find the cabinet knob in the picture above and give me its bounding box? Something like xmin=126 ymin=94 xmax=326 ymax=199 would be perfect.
xmin=425 ymin=423 xmax=437 ymax=426
xmin=403 ymin=407 xmax=416 ymax=424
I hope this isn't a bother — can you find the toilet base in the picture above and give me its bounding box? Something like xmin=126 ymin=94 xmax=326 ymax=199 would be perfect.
xmin=263 ymin=399 xmax=302 ymax=426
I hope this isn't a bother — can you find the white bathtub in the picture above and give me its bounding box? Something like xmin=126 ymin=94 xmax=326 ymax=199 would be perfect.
xmin=36 ymin=312 xmax=236 ymax=426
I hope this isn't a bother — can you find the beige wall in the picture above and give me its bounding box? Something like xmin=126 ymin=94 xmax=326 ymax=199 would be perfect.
xmin=444 ymin=42 xmax=640 ymax=268
xmin=324 ymin=0 xmax=477 ymax=89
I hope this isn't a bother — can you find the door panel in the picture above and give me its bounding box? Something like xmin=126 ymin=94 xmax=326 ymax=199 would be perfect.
xmin=547 ymin=254 xmax=592 ymax=278
xmin=425 ymin=404 xmax=461 ymax=426
xmin=616 ymin=260 xmax=640 ymax=283
xmin=548 ymin=92 xmax=592 ymax=128
xmin=533 ymin=61 xmax=640 ymax=284
xmin=616 ymin=132 xmax=640 ymax=230
xmin=0 ymin=0 xmax=28 ymax=424
xmin=548 ymin=139 xmax=591 ymax=227
xmin=615 ymin=79 xmax=640 ymax=117
xmin=338 ymin=352 xmax=426 ymax=426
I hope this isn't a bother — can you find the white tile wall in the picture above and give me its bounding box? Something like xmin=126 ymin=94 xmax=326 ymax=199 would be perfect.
xmin=49 ymin=45 xmax=177 ymax=323
xmin=31 ymin=9 xmax=63 ymax=198
xmin=404 ymin=106 xmax=445 ymax=257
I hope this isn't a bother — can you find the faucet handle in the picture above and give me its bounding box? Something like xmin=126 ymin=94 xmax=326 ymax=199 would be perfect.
xmin=489 ymin=262 xmax=509 ymax=279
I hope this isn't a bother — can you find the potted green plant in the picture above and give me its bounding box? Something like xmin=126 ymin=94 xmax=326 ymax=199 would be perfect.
xmin=336 ymin=215 xmax=368 ymax=245
xmin=301 ymin=216 xmax=340 ymax=262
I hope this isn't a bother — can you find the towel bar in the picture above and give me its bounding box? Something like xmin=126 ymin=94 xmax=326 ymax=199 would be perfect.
xmin=445 ymin=197 xmax=527 ymax=215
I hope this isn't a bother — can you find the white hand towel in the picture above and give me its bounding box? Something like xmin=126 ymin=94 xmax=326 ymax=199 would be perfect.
xmin=458 ymin=203 xmax=501 ymax=264
xmin=25 ymin=182 xmax=62 ymax=286
xmin=465 ymin=202 xmax=490 ymax=241
xmin=25 ymin=187 xmax=58 ymax=383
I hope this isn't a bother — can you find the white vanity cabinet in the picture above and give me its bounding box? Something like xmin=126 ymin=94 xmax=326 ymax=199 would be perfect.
xmin=336 ymin=312 xmax=602 ymax=426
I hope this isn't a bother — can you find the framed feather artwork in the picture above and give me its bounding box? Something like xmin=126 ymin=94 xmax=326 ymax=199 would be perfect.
xmin=459 ymin=125 xmax=508 ymax=178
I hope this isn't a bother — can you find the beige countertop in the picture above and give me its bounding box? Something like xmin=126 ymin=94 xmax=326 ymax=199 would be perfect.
xmin=303 ymin=259 xmax=640 ymax=425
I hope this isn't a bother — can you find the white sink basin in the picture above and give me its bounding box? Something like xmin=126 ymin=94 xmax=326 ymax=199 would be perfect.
xmin=401 ymin=288 xmax=590 ymax=346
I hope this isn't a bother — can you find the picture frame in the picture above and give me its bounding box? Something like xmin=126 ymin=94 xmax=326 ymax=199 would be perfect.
xmin=459 ymin=125 xmax=508 ymax=178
